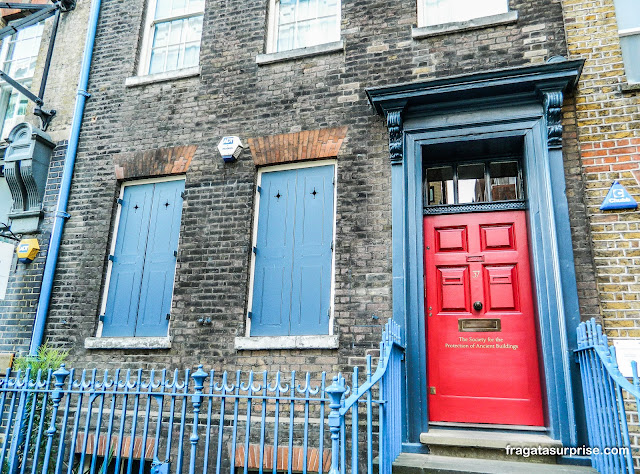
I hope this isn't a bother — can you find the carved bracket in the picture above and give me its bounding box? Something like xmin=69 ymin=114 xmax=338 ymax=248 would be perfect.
xmin=543 ymin=90 xmax=563 ymax=149
xmin=1 ymin=123 xmax=54 ymax=233
xmin=387 ymin=110 xmax=404 ymax=164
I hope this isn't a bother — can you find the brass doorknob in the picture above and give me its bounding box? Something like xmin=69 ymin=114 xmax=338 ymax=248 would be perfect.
xmin=473 ymin=301 xmax=483 ymax=311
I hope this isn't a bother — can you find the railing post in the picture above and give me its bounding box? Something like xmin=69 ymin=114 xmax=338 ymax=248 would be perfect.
xmin=7 ymin=368 xmax=30 ymax=474
xmin=189 ymin=365 xmax=208 ymax=474
xmin=41 ymin=364 xmax=70 ymax=474
xmin=327 ymin=375 xmax=346 ymax=474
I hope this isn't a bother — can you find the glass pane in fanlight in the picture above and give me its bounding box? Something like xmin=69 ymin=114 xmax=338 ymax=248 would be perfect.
xmin=149 ymin=48 xmax=166 ymax=74
xmin=426 ymin=166 xmax=454 ymax=205
xmin=458 ymin=163 xmax=486 ymax=203
xmin=489 ymin=161 xmax=519 ymax=201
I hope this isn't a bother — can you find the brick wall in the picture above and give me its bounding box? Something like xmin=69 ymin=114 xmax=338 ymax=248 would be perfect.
xmin=39 ymin=0 xmax=595 ymax=378
xmin=561 ymin=0 xmax=640 ymax=337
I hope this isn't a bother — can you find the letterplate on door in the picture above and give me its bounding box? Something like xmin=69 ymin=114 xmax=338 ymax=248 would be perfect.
xmin=458 ymin=318 xmax=501 ymax=332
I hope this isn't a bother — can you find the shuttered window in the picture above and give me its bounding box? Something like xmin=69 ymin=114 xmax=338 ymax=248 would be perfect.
xmin=101 ymin=179 xmax=184 ymax=337
xmin=250 ymin=164 xmax=335 ymax=337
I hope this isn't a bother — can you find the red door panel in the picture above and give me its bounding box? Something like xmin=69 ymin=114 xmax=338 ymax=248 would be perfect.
xmin=425 ymin=211 xmax=544 ymax=426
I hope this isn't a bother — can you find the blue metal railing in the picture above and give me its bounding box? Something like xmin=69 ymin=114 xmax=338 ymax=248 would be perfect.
xmin=326 ymin=319 xmax=404 ymax=474
xmin=0 ymin=321 xmax=404 ymax=473
xmin=576 ymin=318 xmax=639 ymax=473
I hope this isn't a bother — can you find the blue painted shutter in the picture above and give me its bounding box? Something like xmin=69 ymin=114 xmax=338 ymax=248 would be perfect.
xmin=289 ymin=165 xmax=334 ymax=335
xmin=135 ymin=180 xmax=184 ymax=336
xmin=251 ymin=165 xmax=334 ymax=336
xmin=251 ymin=169 xmax=297 ymax=336
xmin=102 ymin=183 xmax=154 ymax=337
xmin=103 ymin=180 xmax=184 ymax=338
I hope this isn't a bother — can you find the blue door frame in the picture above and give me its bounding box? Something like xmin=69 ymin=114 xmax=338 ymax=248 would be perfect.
xmin=366 ymin=60 xmax=586 ymax=451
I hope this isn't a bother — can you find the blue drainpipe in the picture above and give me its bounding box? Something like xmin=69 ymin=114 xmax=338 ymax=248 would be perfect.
xmin=29 ymin=0 xmax=102 ymax=355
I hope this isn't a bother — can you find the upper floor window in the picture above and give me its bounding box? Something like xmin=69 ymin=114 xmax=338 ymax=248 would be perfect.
xmin=613 ymin=0 xmax=639 ymax=84
xmin=418 ymin=0 xmax=508 ymax=27
xmin=0 ymin=23 xmax=43 ymax=139
xmin=268 ymin=0 xmax=341 ymax=53
xmin=140 ymin=0 xmax=204 ymax=76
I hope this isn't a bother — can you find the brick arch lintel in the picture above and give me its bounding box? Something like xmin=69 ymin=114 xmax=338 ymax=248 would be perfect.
xmin=113 ymin=145 xmax=197 ymax=180
xmin=248 ymin=126 xmax=348 ymax=166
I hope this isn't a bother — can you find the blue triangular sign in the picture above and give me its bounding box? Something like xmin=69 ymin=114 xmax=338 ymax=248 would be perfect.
xmin=600 ymin=181 xmax=638 ymax=211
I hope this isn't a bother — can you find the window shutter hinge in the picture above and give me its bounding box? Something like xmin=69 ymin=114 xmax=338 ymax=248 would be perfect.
xmin=327 ymin=308 xmax=331 ymax=318
xmin=99 ymin=314 xmax=105 ymax=322
xmin=332 ymin=176 xmax=335 ymax=185
xmin=257 ymin=185 xmax=262 ymax=194
xmin=116 ymin=198 xmax=123 ymax=205
xmin=248 ymin=311 xmax=252 ymax=319
xmin=166 ymin=313 xmax=171 ymax=321
xmin=181 ymin=191 xmax=186 ymax=199
xmin=173 ymin=250 xmax=178 ymax=257
xmin=108 ymin=254 xmax=115 ymax=262
xmin=331 ymin=240 xmax=334 ymax=251
xmin=252 ymin=246 xmax=257 ymax=254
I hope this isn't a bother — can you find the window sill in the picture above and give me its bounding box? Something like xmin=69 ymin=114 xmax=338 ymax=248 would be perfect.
xmin=124 ymin=66 xmax=201 ymax=87
xmin=621 ymin=82 xmax=640 ymax=93
xmin=412 ymin=11 xmax=518 ymax=39
xmin=84 ymin=337 xmax=172 ymax=350
xmin=234 ymin=335 xmax=339 ymax=350
xmin=256 ymin=41 xmax=344 ymax=66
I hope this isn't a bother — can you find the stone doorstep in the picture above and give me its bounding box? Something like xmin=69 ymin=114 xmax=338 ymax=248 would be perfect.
xmin=420 ymin=429 xmax=563 ymax=450
xmin=419 ymin=429 xmax=564 ymax=463
xmin=393 ymin=453 xmax=597 ymax=474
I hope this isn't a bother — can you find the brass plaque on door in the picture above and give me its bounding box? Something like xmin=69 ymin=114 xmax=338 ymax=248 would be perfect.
xmin=458 ymin=318 xmax=501 ymax=332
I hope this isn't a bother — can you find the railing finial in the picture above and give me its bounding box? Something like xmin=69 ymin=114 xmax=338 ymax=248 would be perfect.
xmin=327 ymin=375 xmax=346 ymax=474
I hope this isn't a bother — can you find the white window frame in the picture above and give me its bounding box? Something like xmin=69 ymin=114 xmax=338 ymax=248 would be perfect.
xmin=266 ymin=0 xmax=341 ymax=54
xmin=237 ymin=160 xmax=338 ymax=350
xmin=95 ymin=175 xmax=185 ymax=341
xmin=0 ymin=23 xmax=44 ymax=140
xmin=417 ymin=0 xmax=509 ymax=28
xmin=137 ymin=0 xmax=205 ymax=77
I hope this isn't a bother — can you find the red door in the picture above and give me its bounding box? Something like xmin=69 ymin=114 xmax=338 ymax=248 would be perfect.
xmin=425 ymin=211 xmax=544 ymax=426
